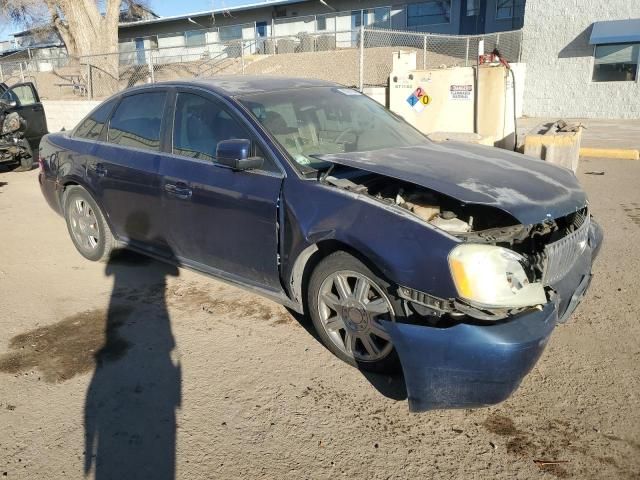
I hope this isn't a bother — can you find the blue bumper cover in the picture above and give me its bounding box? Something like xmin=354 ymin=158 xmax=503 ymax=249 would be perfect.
xmin=382 ymin=219 xmax=603 ymax=412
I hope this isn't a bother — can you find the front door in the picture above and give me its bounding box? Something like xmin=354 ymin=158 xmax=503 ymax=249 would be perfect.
xmin=159 ymin=90 xmax=284 ymax=290
xmin=0 ymin=82 xmax=48 ymax=149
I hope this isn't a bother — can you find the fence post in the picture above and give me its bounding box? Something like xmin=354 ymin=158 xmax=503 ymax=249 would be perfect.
xmin=465 ymin=37 xmax=470 ymax=67
xmin=423 ymin=35 xmax=427 ymax=69
xmin=148 ymin=52 xmax=155 ymax=83
xmin=358 ymin=25 xmax=365 ymax=91
xmin=87 ymin=62 xmax=93 ymax=100
xmin=240 ymin=40 xmax=245 ymax=74
xmin=0 ymin=64 xmax=3 ymax=83
xmin=19 ymin=63 xmax=24 ymax=82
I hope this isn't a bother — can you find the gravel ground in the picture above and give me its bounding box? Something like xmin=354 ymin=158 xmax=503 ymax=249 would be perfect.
xmin=0 ymin=158 xmax=638 ymax=479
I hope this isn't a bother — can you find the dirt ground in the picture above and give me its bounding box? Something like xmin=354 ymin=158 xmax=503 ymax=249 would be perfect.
xmin=0 ymin=158 xmax=638 ymax=479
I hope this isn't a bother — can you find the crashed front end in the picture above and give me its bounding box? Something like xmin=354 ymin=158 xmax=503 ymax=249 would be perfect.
xmin=387 ymin=205 xmax=602 ymax=411
xmin=318 ymin=158 xmax=602 ymax=412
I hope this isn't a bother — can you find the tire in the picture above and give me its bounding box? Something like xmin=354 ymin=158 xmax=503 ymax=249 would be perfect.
xmin=12 ymin=142 xmax=33 ymax=172
xmin=307 ymin=251 xmax=401 ymax=373
xmin=63 ymin=186 xmax=116 ymax=262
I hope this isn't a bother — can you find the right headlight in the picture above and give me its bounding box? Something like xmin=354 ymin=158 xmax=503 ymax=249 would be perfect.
xmin=448 ymin=244 xmax=547 ymax=309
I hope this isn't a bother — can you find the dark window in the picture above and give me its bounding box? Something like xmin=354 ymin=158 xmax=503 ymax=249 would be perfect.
xmin=407 ymin=1 xmax=451 ymax=27
xmin=108 ymin=92 xmax=166 ymax=151
xmin=592 ymin=43 xmax=639 ymax=82
xmin=496 ymin=0 xmax=525 ymax=19
xmin=316 ymin=15 xmax=327 ymax=31
xmin=352 ymin=10 xmax=362 ymax=28
xmin=256 ymin=21 xmax=268 ymax=37
xmin=75 ymin=99 xmax=116 ymax=140
xmin=173 ymin=93 xmax=274 ymax=170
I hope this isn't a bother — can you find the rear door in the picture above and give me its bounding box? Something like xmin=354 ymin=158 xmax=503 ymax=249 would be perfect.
xmin=0 ymin=82 xmax=48 ymax=148
xmin=87 ymin=89 xmax=170 ymax=254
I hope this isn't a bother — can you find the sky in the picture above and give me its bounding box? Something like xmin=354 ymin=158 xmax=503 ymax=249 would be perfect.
xmin=1 ymin=0 xmax=260 ymax=41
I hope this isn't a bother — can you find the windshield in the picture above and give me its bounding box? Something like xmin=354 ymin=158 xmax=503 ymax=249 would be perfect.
xmin=238 ymin=87 xmax=428 ymax=173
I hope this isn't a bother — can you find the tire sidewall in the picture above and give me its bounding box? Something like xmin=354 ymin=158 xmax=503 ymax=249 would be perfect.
xmin=63 ymin=187 xmax=108 ymax=262
xmin=307 ymin=251 xmax=401 ymax=373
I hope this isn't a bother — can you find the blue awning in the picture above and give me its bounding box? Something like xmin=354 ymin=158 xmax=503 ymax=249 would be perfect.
xmin=590 ymin=18 xmax=640 ymax=45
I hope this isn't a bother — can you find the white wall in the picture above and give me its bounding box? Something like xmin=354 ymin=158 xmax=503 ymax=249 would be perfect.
xmin=43 ymin=101 xmax=101 ymax=133
xmin=521 ymin=1 xmax=640 ymax=119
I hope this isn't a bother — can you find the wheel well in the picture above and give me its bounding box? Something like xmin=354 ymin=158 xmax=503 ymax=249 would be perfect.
xmin=59 ymin=181 xmax=79 ymax=206
xmin=294 ymin=239 xmax=387 ymax=314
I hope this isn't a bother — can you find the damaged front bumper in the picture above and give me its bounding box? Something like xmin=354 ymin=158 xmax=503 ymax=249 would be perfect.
xmin=381 ymin=219 xmax=602 ymax=412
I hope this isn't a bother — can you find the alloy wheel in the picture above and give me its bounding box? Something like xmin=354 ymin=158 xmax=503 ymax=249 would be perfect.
xmin=317 ymin=270 xmax=395 ymax=362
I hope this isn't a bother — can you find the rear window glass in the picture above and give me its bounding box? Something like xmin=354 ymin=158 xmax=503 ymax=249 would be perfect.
xmin=75 ymin=99 xmax=116 ymax=140
xmin=108 ymin=92 xmax=166 ymax=151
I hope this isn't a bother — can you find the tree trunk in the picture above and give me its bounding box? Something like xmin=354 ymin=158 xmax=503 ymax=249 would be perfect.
xmin=46 ymin=0 xmax=123 ymax=96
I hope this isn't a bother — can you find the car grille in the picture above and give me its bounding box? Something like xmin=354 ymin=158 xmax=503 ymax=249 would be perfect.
xmin=542 ymin=211 xmax=590 ymax=285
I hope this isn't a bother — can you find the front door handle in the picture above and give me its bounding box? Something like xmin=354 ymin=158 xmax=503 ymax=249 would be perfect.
xmin=164 ymin=182 xmax=192 ymax=200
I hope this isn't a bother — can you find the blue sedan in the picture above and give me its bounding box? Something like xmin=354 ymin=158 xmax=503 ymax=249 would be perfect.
xmin=38 ymin=76 xmax=602 ymax=411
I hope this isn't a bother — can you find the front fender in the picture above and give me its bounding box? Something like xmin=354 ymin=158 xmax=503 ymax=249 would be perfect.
xmin=282 ymin=178 xmax=460 ymax=303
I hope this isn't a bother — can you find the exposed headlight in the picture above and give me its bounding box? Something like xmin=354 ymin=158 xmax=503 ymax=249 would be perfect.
xmin=448 ymin=244 xmax=547 ymax=309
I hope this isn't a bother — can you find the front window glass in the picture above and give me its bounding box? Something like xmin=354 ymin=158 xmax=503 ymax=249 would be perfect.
xmin=1 ymin=84 xmax=37 ymax=106
xmin=239 ymin=87 xmax=427 ymax=173
xmin=173 ymin=92 xmax=248 ymax=162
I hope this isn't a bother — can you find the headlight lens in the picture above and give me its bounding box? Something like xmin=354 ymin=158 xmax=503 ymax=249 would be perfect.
xmin=448 ymin=244 xmax=547 ymax=309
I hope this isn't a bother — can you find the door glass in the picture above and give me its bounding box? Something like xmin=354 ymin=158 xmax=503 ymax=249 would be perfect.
xmin=172 ymin=93 xmax=250 ymax=162
xmin=75 ymin=99 xmax=116 ymax=140
xmin=108 ymin=92 xmax=166 ymax=151
xmin=3 ymin=84 xmax=37 ymax=106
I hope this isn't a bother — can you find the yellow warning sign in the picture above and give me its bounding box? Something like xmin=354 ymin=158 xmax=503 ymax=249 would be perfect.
xmin=420 ymin=94 xmax=431 ymax=105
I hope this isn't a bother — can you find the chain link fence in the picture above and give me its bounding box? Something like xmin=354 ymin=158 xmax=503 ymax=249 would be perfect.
xmin=0 ymin=27 xmax=522 ymax=101
xmin=360 ymin=28 xmax=523 ymax=88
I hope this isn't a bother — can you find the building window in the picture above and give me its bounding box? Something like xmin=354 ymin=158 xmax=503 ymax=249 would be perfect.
xmin=496 ymin=0 xmax=524 ymax=19
xmin=466 ymin=0 xmax=480 ymax=16
xmin=185 ymin=30 xmax=206 ymax=47
xmin=316 ymin=15 xmax=327 ymax=31
xmin=592 ymin=43 xmax=639 ymax=82
xmin=219 ymin=25 xmax=243 ymax=41
xmin=406 ymin=1 xmax=451 ymax=27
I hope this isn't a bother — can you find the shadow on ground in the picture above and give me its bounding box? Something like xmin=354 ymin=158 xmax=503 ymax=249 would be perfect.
xmin=286 ymin=308 xmax=408 ymax=402
xmin=83 ymin=248 xmax=181 ymax=480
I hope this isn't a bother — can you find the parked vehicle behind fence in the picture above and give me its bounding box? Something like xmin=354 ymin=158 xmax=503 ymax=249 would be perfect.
xmin=37 ymin=76 xmax=602 ymax=411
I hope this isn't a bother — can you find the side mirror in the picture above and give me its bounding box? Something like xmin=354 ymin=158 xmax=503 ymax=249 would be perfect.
xmin=216 ymin=138 xmax=264 ymax=171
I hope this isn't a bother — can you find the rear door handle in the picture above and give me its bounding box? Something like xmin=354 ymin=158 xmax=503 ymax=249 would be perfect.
xmin=164 ymin=182 xmax=192 ymax=200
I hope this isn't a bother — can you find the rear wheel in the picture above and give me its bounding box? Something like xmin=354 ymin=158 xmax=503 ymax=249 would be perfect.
xmin=63 ymin=186 xmax=116 ymax=262
xmin=307 ymin=251 xmax=401 ymax=373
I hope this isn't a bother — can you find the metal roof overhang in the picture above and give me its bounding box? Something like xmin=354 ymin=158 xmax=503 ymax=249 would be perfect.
xmin=589 ymin=18 xmax=640 ymax=45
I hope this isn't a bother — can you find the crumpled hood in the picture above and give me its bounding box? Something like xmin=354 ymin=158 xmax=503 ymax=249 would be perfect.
xmin=318 ymin=142 xmax=587 ymax=225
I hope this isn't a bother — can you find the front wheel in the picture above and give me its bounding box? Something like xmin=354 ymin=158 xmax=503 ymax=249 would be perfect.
xmin=307 ymin=251 xmax=401 ymax=373
xmin=63 ymin=186 xmax=116 ymax=262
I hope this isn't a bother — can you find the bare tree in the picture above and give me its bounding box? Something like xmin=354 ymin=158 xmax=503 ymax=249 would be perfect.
xmin=0 ymin=0 xmax=148 ymax=94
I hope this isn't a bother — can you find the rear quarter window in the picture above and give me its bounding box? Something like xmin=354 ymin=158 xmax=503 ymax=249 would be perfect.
xmin=107 ymin=92 xmax=167 ymax=151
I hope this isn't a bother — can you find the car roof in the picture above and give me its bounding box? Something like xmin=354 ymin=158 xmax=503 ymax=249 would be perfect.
xmin=126 ymin=76 xmax=342 ymax=97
